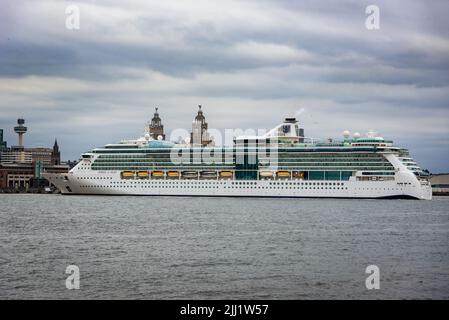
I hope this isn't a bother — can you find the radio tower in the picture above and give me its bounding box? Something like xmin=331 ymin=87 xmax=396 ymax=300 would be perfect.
xmin=14 ymin=118 xmax=27 ymax=147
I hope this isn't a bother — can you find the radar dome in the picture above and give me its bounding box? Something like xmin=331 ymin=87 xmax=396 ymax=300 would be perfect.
xmin=157 ymin=135 xmax=163 ymax=141
xmin=144 ymin=133 xmax=150 ymax=141
xmin=353 ymin=132 xmax=361 ymax=139
xmin=343 ymin=130 xmax=350 ymax=139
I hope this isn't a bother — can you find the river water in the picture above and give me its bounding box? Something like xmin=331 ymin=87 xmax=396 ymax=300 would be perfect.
xmin=0 ymin=194 xmax=448 ymax=299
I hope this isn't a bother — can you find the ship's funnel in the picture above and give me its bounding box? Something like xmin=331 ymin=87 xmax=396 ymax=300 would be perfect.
xmin=284 ymin=117 xmax=298 ymax=124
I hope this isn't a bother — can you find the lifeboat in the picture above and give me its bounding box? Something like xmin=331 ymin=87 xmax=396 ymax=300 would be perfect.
xmin=151 ymin=171 xmax=165 ymax=178
xmin=182 ymin=171 xmax=198 ymax=179
xmin=219 ymin=171 xmax=233 ymax=179
xmin=200 ymin=171 xmax=218 ymax=179
xmin=167 ymin=171 xmax=180 ymax=178
xmin=137 ymin=171 xmax=149 ymax=179
xmin=121 ymin=171 xmax=134 ymax=179
xmin=276 ymin=171 xmax=291 ymax=179
xmin=260 ymin=171 xmax=275 ymax=177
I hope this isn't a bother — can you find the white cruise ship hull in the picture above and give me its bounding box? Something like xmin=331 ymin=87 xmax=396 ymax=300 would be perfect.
xmin=43 ymin=172 xmax=432 ymax=200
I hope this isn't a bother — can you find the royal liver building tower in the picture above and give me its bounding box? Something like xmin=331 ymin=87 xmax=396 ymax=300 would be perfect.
xmin=191 ymin=105 xmax=212 ymax=147
xmin=149 ymin=107 xmax=165 ymax=140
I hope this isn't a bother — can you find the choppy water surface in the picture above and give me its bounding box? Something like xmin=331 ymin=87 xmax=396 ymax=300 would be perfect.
xmin=0 ymin=194 xmax=448 ymax=299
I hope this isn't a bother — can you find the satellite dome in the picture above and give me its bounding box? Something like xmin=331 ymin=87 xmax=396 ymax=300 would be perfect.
xmin=157 ymin=135 xmax=163 ymax=141
xmin=144 ymin=133 xmax=150 ymax=141
xmin=353 ymin=132 xmax=361 ymax=139
xmin=343 ymin=130 xmax=350 ymax=139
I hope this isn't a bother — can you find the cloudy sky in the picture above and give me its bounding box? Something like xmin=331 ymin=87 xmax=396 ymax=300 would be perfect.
xmin=1 ymin=0 xmax=448 ymax=172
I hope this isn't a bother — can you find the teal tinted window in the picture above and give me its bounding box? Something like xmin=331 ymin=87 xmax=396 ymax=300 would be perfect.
xmin=341 ymin=171 xmax=353 ymax=180
xmin=325 ymin=171 xmax=340 ymax=180
xmin=309 ymin=171 xmax=324 ymax=180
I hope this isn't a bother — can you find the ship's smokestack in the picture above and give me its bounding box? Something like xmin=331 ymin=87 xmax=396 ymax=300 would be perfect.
xmin=284 ymin=117 xmax=298 ymax=124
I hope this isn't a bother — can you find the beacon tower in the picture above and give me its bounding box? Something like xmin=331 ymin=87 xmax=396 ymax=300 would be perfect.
xmin=14 ymin=118 xmax=27 ymax=147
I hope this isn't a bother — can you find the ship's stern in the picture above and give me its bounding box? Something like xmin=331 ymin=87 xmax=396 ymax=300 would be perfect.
xmin=419 ymin=180 xmax=433 ymax=200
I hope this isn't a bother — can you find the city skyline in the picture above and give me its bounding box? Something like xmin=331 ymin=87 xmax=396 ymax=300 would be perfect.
xmin=1 ymin=0 xmax=449 ymax=172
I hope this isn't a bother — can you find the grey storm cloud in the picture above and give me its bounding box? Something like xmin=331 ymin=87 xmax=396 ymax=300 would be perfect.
xmin=0 ymin=0 xmax=448 ymax=172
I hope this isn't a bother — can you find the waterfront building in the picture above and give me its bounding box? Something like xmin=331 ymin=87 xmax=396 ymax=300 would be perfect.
xmin=0 ymin=119 xmax=69 ymax=191
xmin=51 ymin=139 xmax=61 ymax=165
xmin=0 ymin=162 xmax=69 ymax=190
xmin=191 ymin=105 xmax=212 ymax=147
xmin=430 ymin=173 xmax=449 ymax=195
xmin=0 ymin=129 xmax=7 ymax=151
xmin=149 ymin=107 xmax=165 ymax=140
xmin=0 ymin=146 xmax=57 ymax=165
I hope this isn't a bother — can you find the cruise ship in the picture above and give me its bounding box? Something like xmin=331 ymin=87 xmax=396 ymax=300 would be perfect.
xmin=43 ymin=107 xmax=432 ymax=200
